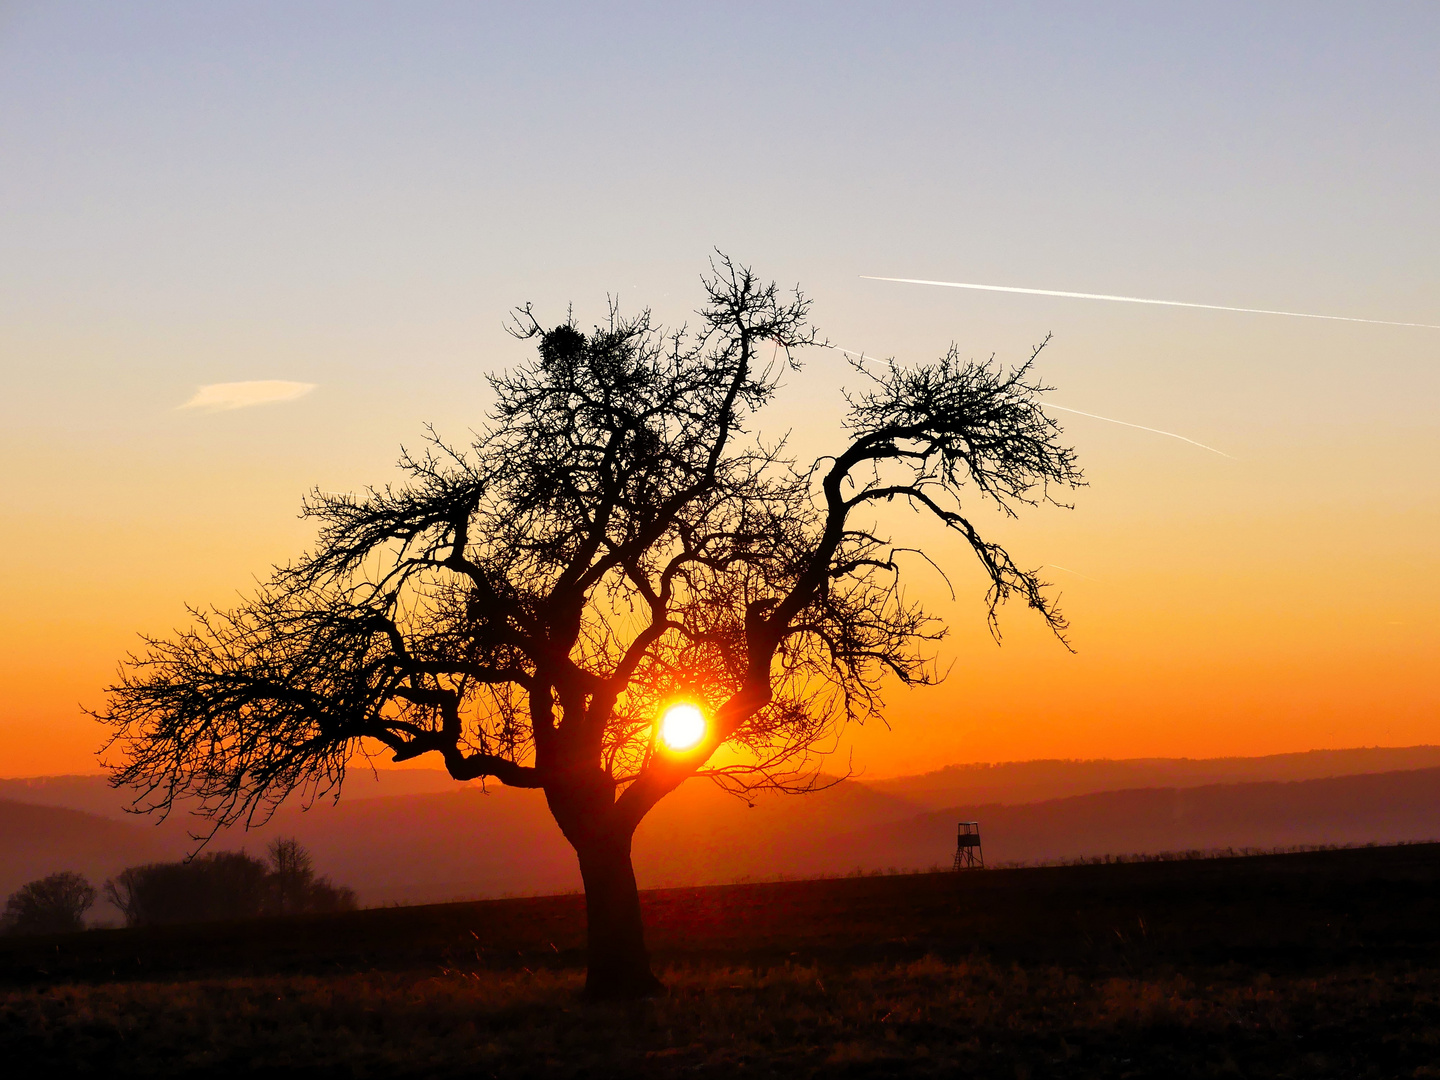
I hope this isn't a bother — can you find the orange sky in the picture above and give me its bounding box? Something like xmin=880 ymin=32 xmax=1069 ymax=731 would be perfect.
xmin=2 ymin=6 xmax=1437 ymax=779
xmin=4 ymin=382 xmax=1434 ymax=779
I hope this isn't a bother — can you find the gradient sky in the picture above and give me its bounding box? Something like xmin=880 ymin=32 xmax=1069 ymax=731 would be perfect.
xmin=2 ymin=2 xmax=1437 ymax=778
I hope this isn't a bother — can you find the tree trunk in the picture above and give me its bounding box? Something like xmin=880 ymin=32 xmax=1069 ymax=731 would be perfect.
xmin=574 ymin=830 xmax=663 ymax=1000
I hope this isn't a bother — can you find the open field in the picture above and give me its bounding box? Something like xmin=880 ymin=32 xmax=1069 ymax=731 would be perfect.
xmin=5 ymin=843 xmax=1440 ymax=1077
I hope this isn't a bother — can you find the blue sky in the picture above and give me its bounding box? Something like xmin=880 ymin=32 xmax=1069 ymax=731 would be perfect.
xmin=2 ymin=2 xmax=1437 ymax=774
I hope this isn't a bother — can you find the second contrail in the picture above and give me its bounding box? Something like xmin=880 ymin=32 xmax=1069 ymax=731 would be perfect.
xmin=861 ymin=276 xmax=1440 ymax=330
xmin=1042 ymin=403 xmax=1232 ymax=458
xmin=836 ymin=347 xmax=1233 ymax=458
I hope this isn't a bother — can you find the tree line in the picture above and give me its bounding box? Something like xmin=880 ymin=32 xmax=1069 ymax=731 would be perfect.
xmin=0 ymin=837 xmax=354 ymax=936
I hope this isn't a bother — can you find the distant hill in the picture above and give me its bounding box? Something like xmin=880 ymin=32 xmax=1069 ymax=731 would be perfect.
xmin=633 ymin=777 xmax=920 ymax=889
xmin=0 ymin=777 xmax=922 ymax=909
xmin=0 ymin=767 xmax=471 ymax=821
xmin=0 ymin=800 xmax=167 ymax=916
xmin=12 ymin=745 xmax=1440 ymax=824
xmin=866 ymin=746 xmax=1440 ymax=810
xmin=6 ymin=749 xmax=1440 ymax=912
xmin=849 ymin=766 xmax=1440 ymax=870
xmin=279 ymin=765 xmax=1440 ymax=895
xmin=212 ymin=776 xmax=922 ymax=905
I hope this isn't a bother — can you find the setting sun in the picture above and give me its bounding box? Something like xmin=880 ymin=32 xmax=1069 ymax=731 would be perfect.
xmin=660 ymin=703 xmax=706 ymax=752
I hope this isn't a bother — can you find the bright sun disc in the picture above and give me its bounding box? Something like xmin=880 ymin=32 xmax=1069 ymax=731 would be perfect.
xmin=660 ymin=703 xmax=706 ymax=751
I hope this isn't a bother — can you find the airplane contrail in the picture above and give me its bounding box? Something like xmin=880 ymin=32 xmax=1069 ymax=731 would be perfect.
xmin=835 ymin=347 xmax=1232 ymax=458
xmin=860 ymin=276 xmax=1440 ymax=330
xmin=1047 ymin=563 xmax=1100 ymax=583
xmin=1042 ymin=404 xmax=1232 ymax=458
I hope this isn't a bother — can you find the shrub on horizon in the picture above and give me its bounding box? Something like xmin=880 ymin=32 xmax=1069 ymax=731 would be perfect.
xmin=104 ymin=839 xmax=356 ymax=928
xmin=105 ymin=850 xmax=271 ymax=927
xmin=1 ymin=871 xmax=97 ymax=935
xmin=264 ymin=837 xmax=357 ymax=916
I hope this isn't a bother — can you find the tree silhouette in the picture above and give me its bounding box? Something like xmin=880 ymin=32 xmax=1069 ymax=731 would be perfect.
xmin=103 ymin=842 xmax=355 ymax=927
xmin=99 ymin=255 xmax=1081 ymax=998
xmin=3 ymin=871 xmax=97 ymax=935
xmin=265 ymin=836 xmax=357 ymax=914
xmin=266 ymin=836 xmax=315 ymax=915
xmin=105 ymin=851 xmax=271 ymax=927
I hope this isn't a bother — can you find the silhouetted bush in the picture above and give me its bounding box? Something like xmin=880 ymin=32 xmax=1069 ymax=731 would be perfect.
xmin=104 ymin=840 xmax=355 ymax=928
xmin=264 ymin=837 xmax=357 ymax=915
xmin=105 ymin=851 xmax=271 ymax=927
xmin=2 ymin=871 xmax=97 ymax=935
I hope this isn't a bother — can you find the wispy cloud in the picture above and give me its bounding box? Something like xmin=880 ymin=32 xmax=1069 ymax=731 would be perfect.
xmin=860 ymin=276 xmax=1440 ymax=330
xmin=178 ymin=380 xmax=318 ymax=411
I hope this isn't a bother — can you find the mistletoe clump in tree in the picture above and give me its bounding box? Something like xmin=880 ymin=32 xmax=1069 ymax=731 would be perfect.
xmin=100 ymin=255 xmax=1081 ymax=998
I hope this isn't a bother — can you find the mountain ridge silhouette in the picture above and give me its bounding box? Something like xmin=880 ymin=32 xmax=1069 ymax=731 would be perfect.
xmin=7 ymin=746 xmax=1440 ymax=917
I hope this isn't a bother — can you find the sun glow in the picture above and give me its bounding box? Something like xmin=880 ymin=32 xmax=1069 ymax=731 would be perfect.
xmin=659 ymin=703 xmax=706 ymax=752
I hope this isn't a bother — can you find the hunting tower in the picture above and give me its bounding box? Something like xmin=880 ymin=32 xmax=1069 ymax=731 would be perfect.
xmin=953 ymin=821 xmax=984 ymax=870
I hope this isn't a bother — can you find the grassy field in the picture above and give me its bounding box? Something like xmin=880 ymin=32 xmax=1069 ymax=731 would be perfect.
xmin=4 ymin=843 xmax=1440 ymax=1077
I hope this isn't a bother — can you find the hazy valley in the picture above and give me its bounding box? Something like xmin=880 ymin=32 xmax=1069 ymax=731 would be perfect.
xmin=7 ymin=744 xmax=1440 ymax=917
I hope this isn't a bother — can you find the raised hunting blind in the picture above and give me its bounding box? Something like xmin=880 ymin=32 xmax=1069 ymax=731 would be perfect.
xmin=953 ymin=821 xmax=984 ymax=870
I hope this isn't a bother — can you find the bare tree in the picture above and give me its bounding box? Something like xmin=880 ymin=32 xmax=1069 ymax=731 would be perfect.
xmin=2 ymin=871 xmax=96 ymax=935
xmin=98 ymin=254 xmax=1081 ymax=998
xmin=265 ymin=836 xmax=315 ymax=915
xmin=265 ymin=837 xmax=356 ymax=914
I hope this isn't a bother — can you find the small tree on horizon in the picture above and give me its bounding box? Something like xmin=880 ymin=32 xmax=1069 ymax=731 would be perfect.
xmin=266 ymin=836 xmax=315 ymax=915
xmin=266 ymin=836 xmax=356 ymax=914
xmin=98 ymin=255 xmax=1081 ymax=998
xmin=2 ymin=871 xmax=97 ymax=936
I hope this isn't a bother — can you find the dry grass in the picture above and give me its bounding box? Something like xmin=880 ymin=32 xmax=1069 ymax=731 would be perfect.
xmin=7 ymin=956 xmax=1440 ymax=1077
xmin=7 ymin=844 xmax=1440 ymax=1076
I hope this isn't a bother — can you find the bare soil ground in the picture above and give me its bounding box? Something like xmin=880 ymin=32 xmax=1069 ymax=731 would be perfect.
xmin=4 ymin=843 xmax=1440 ymax=1077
